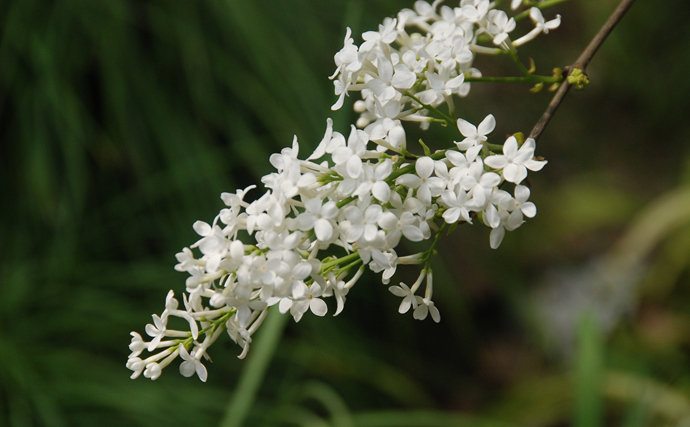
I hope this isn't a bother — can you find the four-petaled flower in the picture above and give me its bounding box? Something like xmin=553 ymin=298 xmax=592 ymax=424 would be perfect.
xmin=179 ymin=344 xmax=208 ymax=382
xmin=484 ymin=136 xmax=547 ymax=184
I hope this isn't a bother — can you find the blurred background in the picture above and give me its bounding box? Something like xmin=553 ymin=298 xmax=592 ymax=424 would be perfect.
xmin=2 ymin=0 xmax=690 ymax=426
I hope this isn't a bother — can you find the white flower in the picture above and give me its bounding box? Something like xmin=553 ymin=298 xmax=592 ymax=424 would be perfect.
xmin=455 ymin=114 xmax=495 ymax=150
xmin=355 ymin=230 xmax=388 ymax=265
xmin=244 ymin=191 xmax=286 ymax=234
xmin=513 ymin=8 xmax=561 ymax=46
xmin=174 ymin=247 xmax=196 ymax=272
xmin=411 ymin=0 xmax=443 ymax=24
xmin=418 ymin=70 xmax=465 ymax=106
xmin=290 ymin=283 xmax=328 ymax=322
xmin=247 ymin=254 xmax=281 ymax=286
xmin=487 ymin=185 xmax=535 ymax=249
xmin=372 ymin=95 xmax=403 ymax=121
xmin=353 ymin=159 xmax=393 ymax=203
xmin=437 ymin=36 xmax=473 ymax=69
xmin=440 ymin=189 xmax=472 ymax=224
xmin=395 ymin=156 xmax=446 ymax=206
xmin=367 ymin=55 xmax=416 ymax=96
xmin=162 ymin=290 xmax=200 ymax=340
xmin=332 ymin=77 xmax=351 ymax=111
xmin=144 ymin=362 xmax=162 ymax=380
xmin=126 ymin=357 xmax=145 ymax=379
xmin=361 ymin=17 xmax=398 ymax=52
xmin=484 ymin=136 xmax=547 ymax=184
xmin=445 ymin=147 xmax=481 ymax=187
xmin=459 ymin=158 xmax=501 ymax=207
xmin=367 ymin=119 xmax=406 ymax=153
xmin=191 ymin=220 xmax=226 ymax=257
xmin=459 ymin=0 xmax=489 ymax=23
xmin=489 ymin=209 xmax=511 ymax=249
xmin=413 ymin=298 xmax=441 ymax=322
xmin=495 ymin=185 xmax=536 ymax=235
xmin=330 ymin=27 xmax=362 ymax=81
xmin=378 ymin=210 xmax=425 ymax=246
xmin=389 ymin=282 xmax=420 ymax=314
xmin=128 ymin=332 xmax=147 ymax=357
xmin=145 ymin=314 xmax=167 ymax=352
xmin=332 ymin=125 xmax=368 ymax=179
xmin=278 ymin=262 xmax=314 ymax=308
xmin=227 ymin=289 xmax=267 ymax=329
xmin=329 ymin=274 xmax=350 ymax=316
xmin=530 ymin=7 xmax=561 ymax=34
xmin=398 ymin=50 xmax=428 ymax=75
xmin=179 ymin=344 xmax=208 ymax=382
xmin=296 ymin=198 xmax=339 ymax=241
xmin=342 ymin=204 xmax=383 ymax=242
xmin=307 ymin=118 xmax=336 ymax=161
xmin=264 ymin=230 xmax=302 ymax=265
xmin=486 ymin=10 xmax=516 ymax=45
xmin=512 ymin=185 xmax=537 ymax=218
xmin=226 ymin=316 xmax=252 ymax=357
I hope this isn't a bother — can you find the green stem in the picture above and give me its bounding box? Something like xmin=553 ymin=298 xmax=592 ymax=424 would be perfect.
xmin=218 ymin=308 xmax=289 ymax=427
xmin=507 ymin=50 xmax=531 ymax=76
xmin=405 ymin=93 xmax=456 ymax=127
xmin=176 ymin=310 xmax=236 ymax=349
xmin=487 ymin=143 xmax=505 ymax=152
xmin=465 ymin=75 xmax=561 ymax=84
xmin=334 ymin=258 xmax=363 ymax=276
xmin=337 ymin=196 xmax=357 ymax=209
xmin=386 ymin=149 xmax=452 ymax=183
xmin=321 ymin=252 xmax=362 ymax=274
xmin=422 ymin=223 xmax=447 ymax=267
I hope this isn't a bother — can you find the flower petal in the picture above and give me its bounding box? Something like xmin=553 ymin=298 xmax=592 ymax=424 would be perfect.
xmin=503 ymin=136 xmax=518 ymax=158
xmin=314 ymin=219 xmax=333 ymax=241
xmin=310 ymin=298 xmax=328 ymax=317
xmin=196 ymin=362 xmax=208 ymax=382
xmin=402 ymin=225 xmax=424 ymax=242
xmin=415 ymin=156 xmax=434 ymax=179
xmin=477 ymin=114 xmax=496 ymax=136
xmin=521 ymin=202 xmax=537 ymax=218
xmin=372 ymin=181 xmax=391 ymax=202
xmin=484 ymin=155 xmax=508 ymax=169
xmin=489 ymin=226 xmax=505 ymax=249
xmin=456 ymin=118 xmax=477 ymax=138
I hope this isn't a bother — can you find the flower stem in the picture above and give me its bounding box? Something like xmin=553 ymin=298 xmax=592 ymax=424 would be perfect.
xmin=218 ymin=308 xmax=289 ymax=427
xmin=465 ymin=75 xmax=561 ymax=84
xmin=529 ymin=0 xmax=637 ymax=142
xmin=405 ymin=93 xmax=456 ymax=127
xmin=423 ymin=222 xmax=447 ymax=268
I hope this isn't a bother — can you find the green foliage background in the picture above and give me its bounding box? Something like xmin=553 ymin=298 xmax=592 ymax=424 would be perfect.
xmin=2 ymin=0 xmax=690 ymax=426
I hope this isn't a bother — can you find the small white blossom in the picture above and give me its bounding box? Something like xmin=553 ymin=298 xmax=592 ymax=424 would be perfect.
xmin=484 ymin=136 xmax=547 ymax=184
xmin=455 ymin=114 xmax=495 ymax=150
xmin=413 ymin=298 xmax=441 ymax=322
xmin=179 ymin=344 xmax=208 ymax=382
xmin=290 ymin=283 xmax=328 ymax=322
xmin=513 ymin=8 xmax=561 ymax=46
xmin=389 ymin=282 xmax=420 ymax=314
xmin=486 ymin=10 xmax=516 ymax=45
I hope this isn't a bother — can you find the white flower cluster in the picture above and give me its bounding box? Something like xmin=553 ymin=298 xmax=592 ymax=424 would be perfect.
xmin=127 ymin=0 xmax=557 ymax=381
xmin=331 ymin=0 xmax=560 ymax=121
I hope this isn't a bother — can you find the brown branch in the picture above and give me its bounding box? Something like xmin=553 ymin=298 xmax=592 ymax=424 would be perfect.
xmin=528 ymin=0 xmax=637 ymax=142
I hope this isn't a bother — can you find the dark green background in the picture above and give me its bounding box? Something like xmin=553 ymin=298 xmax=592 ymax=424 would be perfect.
xmin=2 ymin=0 xmax=690 ymax=426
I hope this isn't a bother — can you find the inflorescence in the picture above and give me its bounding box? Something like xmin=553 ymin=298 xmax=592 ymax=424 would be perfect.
xmin=127 ymin=0 xmax=558 ymax=381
